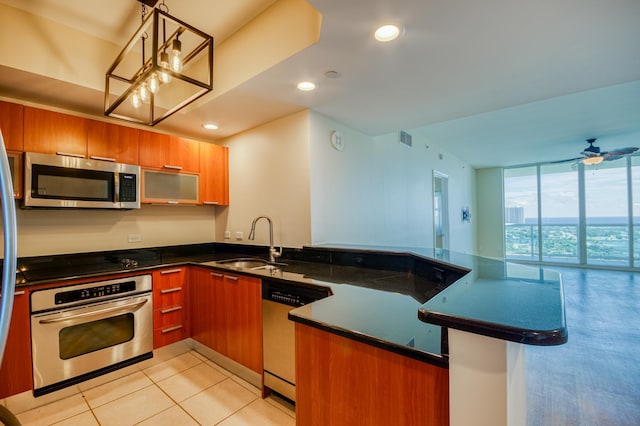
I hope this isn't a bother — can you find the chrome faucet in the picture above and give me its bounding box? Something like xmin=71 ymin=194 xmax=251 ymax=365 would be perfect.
xmin=248 ymin=216 xmax=282 ymax=263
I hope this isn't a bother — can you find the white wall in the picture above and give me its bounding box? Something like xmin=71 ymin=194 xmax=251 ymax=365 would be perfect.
xmin=6 ymin=107 xmax=481 ymax=258
xmin=476 ymin=167 xmax=505 ymax=259
xmin=12 ymin=204 xmax=216 ymax=257
xmin=216 ymin=110 xmax=312 ymax=248
xmin=309 ymin=111 xmax=477 ymax=253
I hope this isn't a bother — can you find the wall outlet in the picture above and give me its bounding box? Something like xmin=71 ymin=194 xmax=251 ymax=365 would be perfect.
xmin=128 ymin=234 xmax=142 ymax=243
xmin=224 ymin=230 xmax=231 ymax=239
xmin=235 ymin=231 xmax=243 ymax=240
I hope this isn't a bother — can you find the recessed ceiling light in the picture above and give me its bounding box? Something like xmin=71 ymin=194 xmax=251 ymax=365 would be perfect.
xmin=202 ymin=123 xmax=218 ymax=130
xmin=374 ymin=24 xmax=402 ymax=42
xmin=297 ymin=81 xmax=316 ymax=91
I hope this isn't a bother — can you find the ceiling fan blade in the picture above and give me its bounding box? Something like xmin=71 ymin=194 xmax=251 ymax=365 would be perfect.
xmin=603 ymin=154 xmax=624 ymax=161
xmin=602 ymin=147 xmax=638 ymax=156
xmin=550 ymin=157 xmax=582 ymax=164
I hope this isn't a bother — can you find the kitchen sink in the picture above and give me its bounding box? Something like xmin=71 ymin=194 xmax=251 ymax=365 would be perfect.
xmin=217 ymin=258 xmax=285 ymax=271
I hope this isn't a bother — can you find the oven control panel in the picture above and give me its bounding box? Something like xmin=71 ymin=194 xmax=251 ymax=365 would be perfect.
xmin=55 ymin=280 xmax=136 ymax=305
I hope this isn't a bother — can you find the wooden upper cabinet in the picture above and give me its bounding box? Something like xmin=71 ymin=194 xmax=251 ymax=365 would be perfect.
xmin=139 ymin=130 xmax=170 ymax=169
xmin=139 ymin=130 xmax=199 ymax=173
xmin=170 ymin=136 xmax=200 ymax=173
xmin=0 ymin=101 xmax=24 ymax=151
xmin=87 ymin=120 xmax=139 ymax=165
xmin=199 ymin=143 xmax=229 ymax=205
xmin=23 ymin=107 xmax=87 ymax=157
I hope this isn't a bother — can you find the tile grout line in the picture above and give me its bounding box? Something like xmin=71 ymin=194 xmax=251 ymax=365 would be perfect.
xmin=135 ymin=365 xmax=207 ymax=426
xmin=212 ymin=388 xmax=260 ymax=426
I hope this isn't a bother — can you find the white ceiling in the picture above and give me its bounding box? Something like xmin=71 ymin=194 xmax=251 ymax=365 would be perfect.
xmin=1 ymin=0 xmax=639 ymax=168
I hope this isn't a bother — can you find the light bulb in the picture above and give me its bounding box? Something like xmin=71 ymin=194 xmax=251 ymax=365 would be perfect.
xmin=171 ymin=38 xmax=183 ymax=72
xmin=160 ymin=51 xmax=172 ymax=83
xmin=132 ymin=90 xmax=141 ymax=109
xmin=139 ymin=82 xmax=149 ymax=102
xmin=148 ymin=73 xmax=159 ymax=93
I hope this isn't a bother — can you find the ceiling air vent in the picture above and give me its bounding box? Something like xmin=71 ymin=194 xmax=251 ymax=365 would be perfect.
xmin=399 ymin=130 xmax=413 ymax=148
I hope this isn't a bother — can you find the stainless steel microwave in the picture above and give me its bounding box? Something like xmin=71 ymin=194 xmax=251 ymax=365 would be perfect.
xmin=24 ymin=152 xmax=140 ymax=209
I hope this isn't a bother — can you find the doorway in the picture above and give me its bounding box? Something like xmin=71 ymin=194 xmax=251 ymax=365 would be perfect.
xmin=433 ymin=171 xmax=449 ymax=251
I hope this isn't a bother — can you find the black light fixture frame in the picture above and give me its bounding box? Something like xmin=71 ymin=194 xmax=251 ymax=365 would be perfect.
xmin=104 ymin=7 xmax=213 ymax=126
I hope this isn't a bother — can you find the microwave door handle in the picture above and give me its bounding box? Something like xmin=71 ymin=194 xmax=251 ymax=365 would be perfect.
xmin=114 ymin=172 xmax=120 ymax=203
xmin=38 ymin=298 xmax=148 ymax=325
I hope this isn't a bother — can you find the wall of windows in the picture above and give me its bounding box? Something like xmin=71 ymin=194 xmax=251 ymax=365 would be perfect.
xmin=504 ymin=157 xmax=639 ymax=269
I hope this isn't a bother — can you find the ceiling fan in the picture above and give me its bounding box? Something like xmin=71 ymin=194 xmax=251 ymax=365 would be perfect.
xmin=580 ymin=138 xmax=638 ymax=165
xmin=556 ymin=138 xmax=639 ymax=165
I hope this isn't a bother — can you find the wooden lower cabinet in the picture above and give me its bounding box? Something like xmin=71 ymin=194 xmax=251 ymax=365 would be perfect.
xmin=152 ymin=267 xmax=189 ymax=348
xmin=190 ymin=267 xmax=262 ymax=373
xmin=295 ymin=323 xmax=450 ymax=426
xmin=0 ymin=290 xmax=33 ymax=399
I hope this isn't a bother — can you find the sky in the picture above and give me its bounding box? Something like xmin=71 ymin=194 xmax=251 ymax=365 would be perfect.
xmin=505 ymin=161 xmax=640 ymax=220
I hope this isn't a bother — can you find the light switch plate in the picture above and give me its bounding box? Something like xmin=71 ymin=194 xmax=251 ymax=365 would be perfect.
xmin=128 ymin=234 xmax=142 ymax=243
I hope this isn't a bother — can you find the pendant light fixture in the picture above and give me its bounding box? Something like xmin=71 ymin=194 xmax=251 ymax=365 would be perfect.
xmin=105 ymin=0 xmax=213 ymax=126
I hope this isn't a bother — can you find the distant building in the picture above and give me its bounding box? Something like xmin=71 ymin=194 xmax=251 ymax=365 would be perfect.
xmin=505 ymin=206 xmax=525 ymax=224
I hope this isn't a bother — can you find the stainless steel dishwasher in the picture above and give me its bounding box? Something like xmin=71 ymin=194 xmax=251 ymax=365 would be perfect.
xmin=262 ymin=279 xmax=329 ymax=402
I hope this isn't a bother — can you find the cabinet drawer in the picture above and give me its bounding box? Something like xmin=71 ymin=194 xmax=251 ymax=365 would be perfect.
xmin=153 ymin=305 xmax=185 ymax=328
xmin=153 ymin=268 xmax=186 ymax=288
xmin=154 ymin=323 xmax=187 ymax=348
xmin=153 ymin=267 xmax=186 ymax=305
xmin=155 ymin=286 xmax=185 ymax=307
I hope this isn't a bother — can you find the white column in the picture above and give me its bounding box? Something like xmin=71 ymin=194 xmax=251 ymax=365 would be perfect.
xmin=448 ymin=329 xmax=526 ymax=426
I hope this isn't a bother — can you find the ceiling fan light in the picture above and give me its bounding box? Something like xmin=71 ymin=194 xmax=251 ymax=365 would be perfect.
xmin=583 ymin=156 xmax=604 ymax=165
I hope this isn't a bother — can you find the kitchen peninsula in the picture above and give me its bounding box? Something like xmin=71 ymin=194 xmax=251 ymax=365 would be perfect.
xmin=4 ymin=242 xmax=567 ymax=426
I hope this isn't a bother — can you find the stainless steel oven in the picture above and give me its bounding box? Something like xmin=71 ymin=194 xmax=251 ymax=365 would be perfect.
xmin=30 ymin=275 xmax=153 ymax=396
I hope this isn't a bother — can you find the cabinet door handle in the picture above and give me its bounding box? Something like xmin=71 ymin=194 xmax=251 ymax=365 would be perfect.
xmin=90 ymin=155 xmax=116 ymax=162
xmin=167 ymin=200 xmax=180 ymax=205
xmin=1 ymin=290 xmax=25 ymax=298
xmin=161 ymin=324 xmax=183 ymax=334
xmin=160 ymin=287 xmax=182 ymax=294
xmin=160 ymin=268 xmax=182 ymax=275
xmin=203 ymin=201 xmax=219 ymax=205
xmin=56 ymin=152 xmax=85 ymax=158
xmin=163 ymin=165 xmax=183 ymax=170
xmin=161 ymin=306 xmax=182 ymax=314
xmin=210 ymin=272 xmax=224 ymax=277
xmin=224 ymin=275 xmax=239 ymax=281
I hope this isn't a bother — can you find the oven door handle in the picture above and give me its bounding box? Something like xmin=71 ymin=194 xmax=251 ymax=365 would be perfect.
xmin=38 ymin=298 xmax=149 ymax=325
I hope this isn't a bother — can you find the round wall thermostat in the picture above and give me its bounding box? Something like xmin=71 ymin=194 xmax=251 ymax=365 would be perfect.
xmin=330 ymin=130 xmax=344 ymax=151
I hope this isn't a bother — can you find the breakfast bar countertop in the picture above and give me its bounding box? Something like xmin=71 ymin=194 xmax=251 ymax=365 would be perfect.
xmin=13 ymin=242 xmax=568 ymax=370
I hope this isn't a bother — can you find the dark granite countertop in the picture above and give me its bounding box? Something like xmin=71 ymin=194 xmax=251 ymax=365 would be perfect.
xmin=304 ymin=244 xmax=568 ymax=346
xmin=11 ymin=242 xmax=567 ymax=369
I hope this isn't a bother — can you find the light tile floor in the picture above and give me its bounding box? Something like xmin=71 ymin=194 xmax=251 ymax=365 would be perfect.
xmin=6 ymin=344 xmax=295 ymax=426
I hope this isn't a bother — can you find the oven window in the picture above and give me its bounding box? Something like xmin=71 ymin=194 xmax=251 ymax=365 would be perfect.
xmin=58 ymin=313 xmax=134 ymax=360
